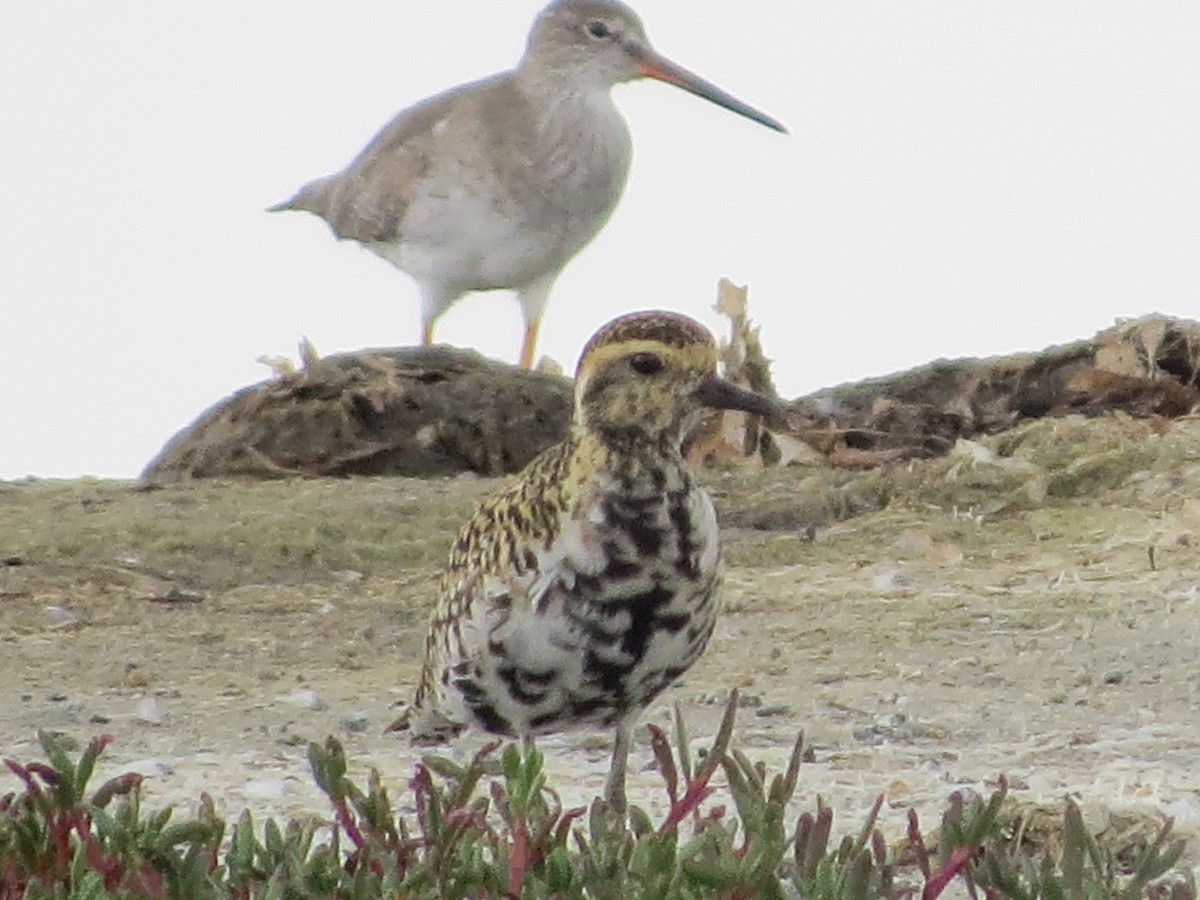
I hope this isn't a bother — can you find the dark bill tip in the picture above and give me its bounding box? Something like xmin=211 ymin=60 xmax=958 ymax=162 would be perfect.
xmin=695 ymin=376 xmax=785 ymax=420
xmin=636 ymin=50 xmax=788 ymax=134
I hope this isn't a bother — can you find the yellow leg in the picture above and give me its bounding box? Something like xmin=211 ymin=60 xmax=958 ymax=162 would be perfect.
xmin=518 ymin=319 xmax=540 ymax=370
xmin=421 ymin=320 xmax=435 ymax=346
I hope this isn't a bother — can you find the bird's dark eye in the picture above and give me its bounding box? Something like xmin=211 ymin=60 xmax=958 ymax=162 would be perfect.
xmin=586 ymin=20 xmax=612 ymax=39
xmin=629 ymin=352 xmax=664 ymax=376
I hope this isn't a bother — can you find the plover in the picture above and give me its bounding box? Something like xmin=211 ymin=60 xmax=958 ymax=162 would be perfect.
xmin=397 ymin=309 xmax=781 ymax=810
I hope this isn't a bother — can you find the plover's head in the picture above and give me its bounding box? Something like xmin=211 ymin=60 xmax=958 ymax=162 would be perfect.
xmin=573 ymin=310 xmax=779 ymax=446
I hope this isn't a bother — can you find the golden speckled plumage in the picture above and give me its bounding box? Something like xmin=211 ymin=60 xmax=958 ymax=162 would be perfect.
xmin=416 ymin=437 xmax=582 ymax=698
xmin=402 ymin=310 xmax=780 ymax=811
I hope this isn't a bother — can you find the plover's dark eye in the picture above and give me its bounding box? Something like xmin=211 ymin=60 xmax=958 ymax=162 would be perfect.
xmin=629 ymin=352 xmax=664 ymax=376
xmin=586 ymin=20 xmax=612 ymax=39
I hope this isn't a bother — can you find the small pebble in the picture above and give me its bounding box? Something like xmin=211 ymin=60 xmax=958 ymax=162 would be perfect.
xmin=135 ymin=696 xmax=166 ymax=726
xmin=243 ymin=779 xmax=287 ymax=801
xmin=694 ymin=691 xmax=735 ymax=706
xmin=853 ymin=712 xmax=910 ymax=743
xmin=290 ymin=689 xmax=327 ymax=711
xmin=875 ymin=712 xmax=908 ymax=730
xmin=753 ymin=703 xmax=793 ymax=718
xmin=342 ymin=711 xmax=370 ymax=733
xmin=872 ymin=569 xmax=913 ymax=591
xmin=687 ymin=737 xmax=715 ymax=761
xmin=44 ymin=606 xmax=78 ymax=627
xmin=147 ymin=587 xmax=205 ymax=604
xmin=1103 ymin=671 xmax=1125 ymax=685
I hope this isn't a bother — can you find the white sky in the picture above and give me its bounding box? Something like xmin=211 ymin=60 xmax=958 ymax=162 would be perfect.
xmin=2 ymin=2 xmax=1198 ymax=479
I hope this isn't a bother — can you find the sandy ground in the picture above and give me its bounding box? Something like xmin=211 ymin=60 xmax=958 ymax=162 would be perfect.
xmin=2 ymin=416 xmax=1199 ymax=864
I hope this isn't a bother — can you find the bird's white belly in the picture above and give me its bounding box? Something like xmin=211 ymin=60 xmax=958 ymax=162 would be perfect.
xmin=369 ymin=187 xmax=565 ymax=294
xmin=369 ymin=95 xmax=630 ymax=298
xmin=440 ymin=484 xmax=722 ymax=737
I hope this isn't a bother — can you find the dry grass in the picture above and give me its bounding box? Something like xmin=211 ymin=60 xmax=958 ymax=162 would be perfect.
xmin=0 ymin=477 xmax=491 ymax=592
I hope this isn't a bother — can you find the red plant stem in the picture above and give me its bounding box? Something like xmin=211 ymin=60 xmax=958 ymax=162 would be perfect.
xmin=657 ymin=775 xmax=717 ymax=837
xmin=552 ymin=806 xmax=587 ymax=847
xmin=330 ymin=796 xmax=368 ymax=851
xmin=76 ymin=819 xmax=122 ymax=890
xmin=3 ymin=761 xmax=46 ymax=811
xmin=923 ymin=846 xmax=973 ymax=900
xmin=51 ymin=810 xmax=73 ymax=878
xmin=507 ymin=818 xmax=528 ymax=898
xmin=410 ymin=765 xmax=433 ymax=845
xmin=907 ymin=809 xmax=931 ymax=878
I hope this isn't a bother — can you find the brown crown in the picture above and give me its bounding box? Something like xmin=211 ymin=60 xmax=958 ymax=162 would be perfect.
xmin=577 ymin=311 xmax=714 ymax=371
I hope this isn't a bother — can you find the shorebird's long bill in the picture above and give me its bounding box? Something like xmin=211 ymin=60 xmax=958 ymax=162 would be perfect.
xmin=636 ymin=51 xmax=787 ymax=134
xmin=695 ymin=376 xmax=784 ymax=420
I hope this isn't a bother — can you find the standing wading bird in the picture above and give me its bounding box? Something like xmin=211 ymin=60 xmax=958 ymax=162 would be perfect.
xmin=269 ymin=0 xmax=786 ymax=369
xmin=392 ymin=310 xmax=783 ymax=811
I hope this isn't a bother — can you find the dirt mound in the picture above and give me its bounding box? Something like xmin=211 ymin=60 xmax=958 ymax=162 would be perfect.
xmin=141 ymin=313 xmax=1199 ymax=483
xmin=789 ymin=314 xmax=1200 ymax=467
xmin=141 ymin=345 xmax=572 ymax=484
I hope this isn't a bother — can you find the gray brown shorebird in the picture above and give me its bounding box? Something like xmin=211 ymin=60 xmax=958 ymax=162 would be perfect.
xmin=394 ymin=310 xmax=782 ymax=811
xmin=269 ymin=0 xmax=786 ymax=369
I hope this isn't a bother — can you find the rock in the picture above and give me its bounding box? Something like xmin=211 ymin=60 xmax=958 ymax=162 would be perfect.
xmin=43 ymin=606 xmax=77 ymax=628
xmin=753 ymin=704 xmax=794 ymax=718
xmin=135 ymin=696 xmax=166 ymax=725
xmin=872 ymin=569 xmax=914 ymax=592
xmin=243 ymin=780 xmax=286 ymax=801
xmin=288 ymin=689 xmax=327 ymax=711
